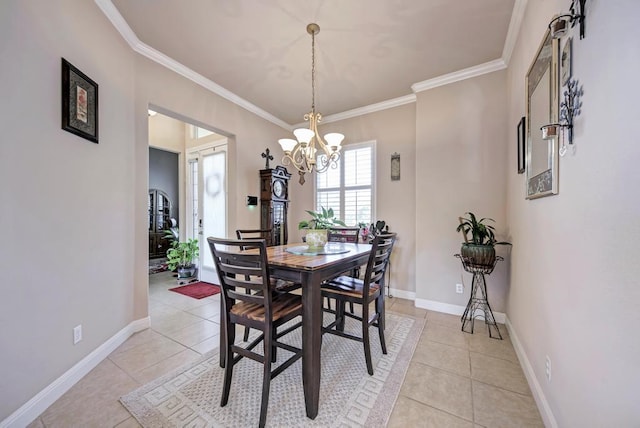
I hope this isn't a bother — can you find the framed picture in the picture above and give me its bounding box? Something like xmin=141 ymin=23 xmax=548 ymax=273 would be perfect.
xmin=61 ymin=58 xmax=99 ymax=143
xmin=561 ymin=37 xmax=572 ymax=85
xmin=390 ymin=153 xmax=400 ymax=181
xmin=517 ymin=116 xmax=525 ymax=174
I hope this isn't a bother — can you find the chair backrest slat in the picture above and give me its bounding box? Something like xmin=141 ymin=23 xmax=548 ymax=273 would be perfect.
xmin=328 ymin=227 xmax=360 ymax=243
xmin=236 ymin=229 xmax=273 ymax=247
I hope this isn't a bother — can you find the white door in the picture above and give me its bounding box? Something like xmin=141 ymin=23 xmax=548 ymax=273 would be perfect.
xmin=186 ymin=142 xmax=227 ymax=284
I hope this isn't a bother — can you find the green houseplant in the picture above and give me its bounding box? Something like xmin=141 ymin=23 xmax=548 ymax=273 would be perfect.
xmin=456 ymin=212 xmax=510 ymax=267
xmin=299 ymin=207 xmax=346 ymax=249
xmin=166 ymin=238 xmax=199 ymax=278
xmin=359 ymin=220 xmax=389 ymax=243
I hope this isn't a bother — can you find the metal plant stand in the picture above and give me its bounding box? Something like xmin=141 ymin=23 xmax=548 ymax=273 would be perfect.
xmin=455 ymin=254 xmax=503 ymax=340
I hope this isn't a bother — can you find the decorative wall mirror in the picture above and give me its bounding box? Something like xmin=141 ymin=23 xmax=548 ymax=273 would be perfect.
xmin=526 ymin=28 xmax=560 ymax=199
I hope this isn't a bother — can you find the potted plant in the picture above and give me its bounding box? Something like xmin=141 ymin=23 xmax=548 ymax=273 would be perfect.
xmin=166 ymin=238 xmax=199 ymax=278
xmin=456 ymin=212 xmax=510 ymax=268
xmin=359 ymin=220 xmax=389 ymax=243
xmin=162 ymin=218 xmax=179 ymax=246
xmin=299 ymin=206 xmax=346 ymax=249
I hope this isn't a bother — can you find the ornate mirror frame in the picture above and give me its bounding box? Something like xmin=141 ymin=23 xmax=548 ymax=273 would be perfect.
xmin=526 ymin=28 xmax=560 ymax=199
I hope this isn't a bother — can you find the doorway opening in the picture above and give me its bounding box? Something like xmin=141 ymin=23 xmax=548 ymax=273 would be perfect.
xmin=147 ymin=108 xmax=229 ymax=284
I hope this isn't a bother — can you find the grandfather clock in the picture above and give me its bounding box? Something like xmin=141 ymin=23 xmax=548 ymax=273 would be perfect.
xmin=260 ymin=165 xmax=291 ymax=246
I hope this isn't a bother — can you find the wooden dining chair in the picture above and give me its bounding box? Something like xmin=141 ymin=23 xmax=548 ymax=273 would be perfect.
xmin=327 ymin=227 xmax=360 ymax=244
xmin=321 ymin=232 xmax=397 ymax=375
xmin=236 ymin=228 xmax=273 ymax=243
xmin=207 ymin=237 xmax=303 ymax=428
xmin=326 ymin=227 xmax=361 ymax=311
xmin=235 ymin=229 xmax=302 ymax=341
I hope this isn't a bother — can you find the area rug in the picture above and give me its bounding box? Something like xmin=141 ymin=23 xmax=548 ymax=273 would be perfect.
xmin=121 ymin=312 xmax=424 ymax=427
xmin=149 ymin=259 xmax=168 ymax=275
xmin=169 ymin=281 xmax=220 ymax=299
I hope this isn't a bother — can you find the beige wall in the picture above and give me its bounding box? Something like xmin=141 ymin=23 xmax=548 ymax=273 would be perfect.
xmin=0 ymin=0 xmax=136 ymax=420
xmin=148 ymin=113 xmax=184 ymax=152
xmin=293 ymin=104 xmax=417 ymax=295
xmin=3 ymin=0 xmax=640 ymax=425
xmin=133 ymin=55 xmax=290 ymax=319
xmin=505 ymin=1 xmax=640 ymax=425
xmin=414 ymin=71 xmax=510 ymax=312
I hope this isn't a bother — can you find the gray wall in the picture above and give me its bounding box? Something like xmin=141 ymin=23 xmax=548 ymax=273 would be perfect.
xmin=504 ymin=0 xmax=640 ymax=426
xmin=149 ymin=147 xmax=179 ymax=222
xmin=415 ymin=70 xmax=509 ymax=312
xmin=0 ymin=0 xmax=136 ymax=420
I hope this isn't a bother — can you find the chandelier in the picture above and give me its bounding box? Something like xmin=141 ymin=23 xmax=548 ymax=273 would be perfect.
xmin=278 ymin=23 xmax=344 ymax=175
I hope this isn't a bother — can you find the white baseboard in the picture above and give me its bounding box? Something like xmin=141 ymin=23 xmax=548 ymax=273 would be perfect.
xmin=414 ymin=298 xmax=506 ymax=324
xmin=387 ymin=288 xmax=415 ymax=301
xmin=1 ymin=317 xmax=150 ymax=428
xmin=505 ymin=317 xmax=557 ymax=428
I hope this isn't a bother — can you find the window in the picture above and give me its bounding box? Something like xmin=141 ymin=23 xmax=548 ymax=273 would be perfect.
xmin=191 ymin=125 xmax=214 ymax=139
xmin=315 ymin=142 xmax=374 ymax=226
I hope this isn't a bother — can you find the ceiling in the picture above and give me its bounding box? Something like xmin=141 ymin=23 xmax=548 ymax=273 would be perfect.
xmin=107 ymin=0 xmax=518 ymax=127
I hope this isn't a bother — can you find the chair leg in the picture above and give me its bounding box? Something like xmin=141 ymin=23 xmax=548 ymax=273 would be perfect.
xmin=348 ymin=267 xmax=359 ymax=314
xmin=336 ymin=299 xmax=346 ymax=332
xmin=271 ymin=325 xmax=277 ymax=363
xmin=376 ymin=295 xmax=387 ymax=354
xmin=243 ymin=286 xmax=252 ymax=342
xmin=362 ymin=308 xmax=374 ymax=375
xmin=259 ymin=328 xmax=273 ymax=428
xmin=220 ymin=299 xmax=227 ymax=368
xmin=221 ymin=320 xmax=236 ymax=406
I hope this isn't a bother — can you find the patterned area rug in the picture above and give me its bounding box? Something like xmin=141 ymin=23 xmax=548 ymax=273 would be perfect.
xmin=121 ymin=312 xmax=424 ymax=427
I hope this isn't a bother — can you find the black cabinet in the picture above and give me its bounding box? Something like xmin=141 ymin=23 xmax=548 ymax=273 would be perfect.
xmin=148 ymin=189 xmax=172 ymax=258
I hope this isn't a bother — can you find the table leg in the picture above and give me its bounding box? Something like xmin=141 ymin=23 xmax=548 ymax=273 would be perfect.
xmin=302 ymin=271 xmax=321 ymax=419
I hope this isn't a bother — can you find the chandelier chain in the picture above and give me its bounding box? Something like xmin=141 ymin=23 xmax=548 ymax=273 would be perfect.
xmin=311 ymin=29 xmax=315 ymax=113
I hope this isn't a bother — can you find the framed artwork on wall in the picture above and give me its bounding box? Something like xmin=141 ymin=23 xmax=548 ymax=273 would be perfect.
xmin=391 ymin=152 xmax=400 ymax=181
xmin=61 ymin=58 xmax=99 ymax=143
xmin=517 ymin=116 xmax=525 ymax=174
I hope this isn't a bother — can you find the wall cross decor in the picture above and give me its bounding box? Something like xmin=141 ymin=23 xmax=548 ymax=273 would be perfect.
xmin=261 ymin=148 xmax=274 ymax=169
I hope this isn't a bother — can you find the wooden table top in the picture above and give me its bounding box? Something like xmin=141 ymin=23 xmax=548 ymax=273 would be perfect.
xmin=266 ymin=242 xmax=372 ymax=271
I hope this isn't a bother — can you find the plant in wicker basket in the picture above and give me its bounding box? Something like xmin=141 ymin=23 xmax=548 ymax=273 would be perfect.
xmin=456 ymin=212 xmax=510 ymax=268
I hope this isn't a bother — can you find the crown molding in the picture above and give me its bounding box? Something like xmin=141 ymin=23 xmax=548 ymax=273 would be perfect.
xmin=97 ymin=0 xmax=523 ymax=127
xmin=94 ymin=0 xmax=290 ymax=131
xmin=94 ymin=0 xmax=139 ymax=46
xmin=293 ymin=94 xmax=417 ymax=127
xmin=502 ymin=0 xmax=529 ymax=65
xmin=411 ymin=59 xmax=507 ymax=93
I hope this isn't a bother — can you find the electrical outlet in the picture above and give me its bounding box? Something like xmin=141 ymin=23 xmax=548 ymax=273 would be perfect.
xmin=73 ymin=325 xmax=82 ymax=345
xmin=545 ymin=355 xmax=551 ymax=382
xmin=456 ymin=283 xmax=464 ymax=294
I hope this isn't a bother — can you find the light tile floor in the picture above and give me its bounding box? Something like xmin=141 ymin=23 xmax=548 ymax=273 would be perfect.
xmin=28 ymin=271 xmax=543 ymax=427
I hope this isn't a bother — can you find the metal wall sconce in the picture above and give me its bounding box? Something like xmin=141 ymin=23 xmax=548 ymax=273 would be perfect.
xmin=541 ymin=124 xmax=561 ymax=140
xmin=542 ymin=78 xmax=583 ymax=155
xmin=548 ymin=0 xmax=586 ymax=39
xmin=559 ymin=78 xmax=583 ymax=144
xmin=247 ymin=196 xmax=258 ymax=206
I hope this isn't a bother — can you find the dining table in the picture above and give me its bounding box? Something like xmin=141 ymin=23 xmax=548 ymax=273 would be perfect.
xmin=218 ymin=241 xmax=373 ymax=420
